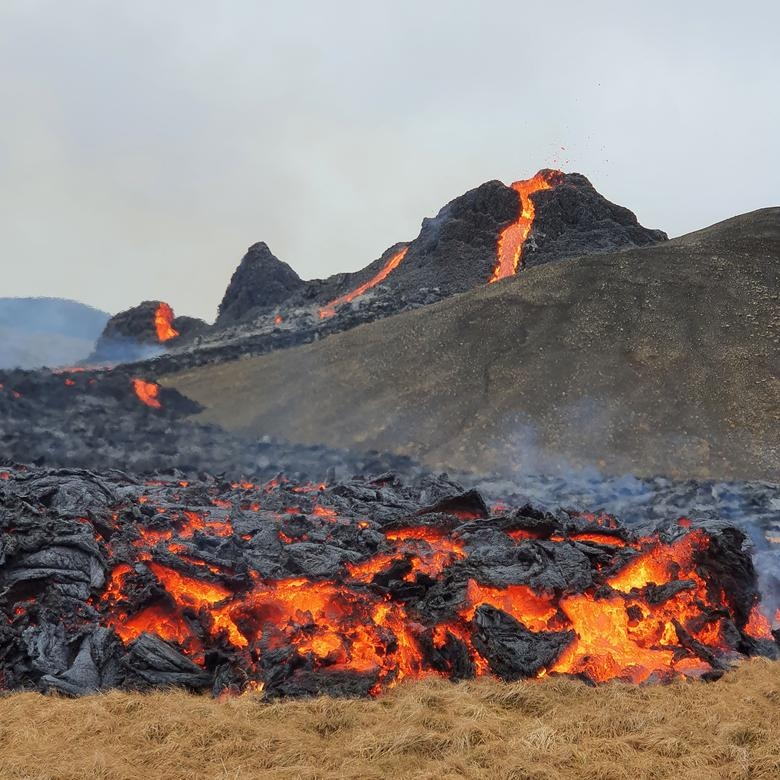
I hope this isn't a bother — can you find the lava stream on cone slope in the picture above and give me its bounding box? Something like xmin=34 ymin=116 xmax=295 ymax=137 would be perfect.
xmin=490 ymin=169 xmax=565 ymax=283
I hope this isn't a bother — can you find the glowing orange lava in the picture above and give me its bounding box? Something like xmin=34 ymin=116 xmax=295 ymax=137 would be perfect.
xmin=131 ymin=378 xmax=162 ymax=409
xmin=744 ymin=605 xmax=773 ymax=640
xmin=89 ymin=478 xmax=774 ymax=693
xmin=319 ymin=246 xmax=409 ymax=319
xmin=490 ymin=170 xmax=564 ymax=283
xmin=154 ymin=302 xmax=179 ymax=342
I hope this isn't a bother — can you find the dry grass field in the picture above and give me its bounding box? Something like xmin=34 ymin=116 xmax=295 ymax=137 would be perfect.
xmin=0 ymin=660 xmax=778 ymax=780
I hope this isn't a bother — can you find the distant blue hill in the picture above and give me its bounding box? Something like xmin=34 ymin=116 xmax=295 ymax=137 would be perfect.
xmin=0 ymin=297 xmax=111 ymax=369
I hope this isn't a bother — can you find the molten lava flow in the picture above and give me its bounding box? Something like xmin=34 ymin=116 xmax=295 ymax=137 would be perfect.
xmin=490 ymin=170 xmax=563 ymax=283
xmin=74 ymin=472 xmax=777 ymax=695
xmin=214 ymin=578 xmax=424 ymax=684
xmin=154 ymin=302 xmax=179 ymax=342
xmin=568 ymin=532 xmax=626 ymax=546
xmin=744 ymin=605 xmax=773 ymax=640
xmin=131 ymin=378 xmax=162 ymax=409
xmin=458 ymin=580 xmax=558 ymax=630
xmin=319 ymin=246 xmax=409 ymax=319
xmin=549 ymin=531 xmax=725 ymax=683
xmin=347 ymin=527 xmax=466 ymax=583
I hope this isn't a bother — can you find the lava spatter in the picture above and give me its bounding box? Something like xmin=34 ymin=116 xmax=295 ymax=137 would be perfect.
xmin=490 ymin=170 xmax=564 ymax=283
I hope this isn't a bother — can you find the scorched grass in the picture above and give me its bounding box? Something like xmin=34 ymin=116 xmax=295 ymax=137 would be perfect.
xmin=0 ymin=658 xmax=778 ymax=779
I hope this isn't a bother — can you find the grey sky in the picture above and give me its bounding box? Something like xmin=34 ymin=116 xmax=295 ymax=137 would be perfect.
xmin=1 ymin=1 xmax=778 ymax=321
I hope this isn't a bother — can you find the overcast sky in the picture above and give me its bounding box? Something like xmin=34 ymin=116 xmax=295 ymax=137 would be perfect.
xmin=1 ymin=1 xmax=777 ymax=321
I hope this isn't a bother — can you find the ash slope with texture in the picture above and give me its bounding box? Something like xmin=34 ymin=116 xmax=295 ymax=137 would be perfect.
xmin=166 ymin=208 xmax=779 ymax=481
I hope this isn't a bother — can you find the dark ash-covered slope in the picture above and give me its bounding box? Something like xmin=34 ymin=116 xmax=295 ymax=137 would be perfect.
xmin=166 ymin=208 xmax=779 ymax=481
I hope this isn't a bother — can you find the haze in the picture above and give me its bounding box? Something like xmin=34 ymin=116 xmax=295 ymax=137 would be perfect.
xmin=1 ymin=1 xmax=777 ymax=321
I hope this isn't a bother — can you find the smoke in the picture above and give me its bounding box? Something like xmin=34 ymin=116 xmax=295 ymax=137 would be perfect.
xmin=86 ymin=338 xmax=165 ymax=366
xmin=0 ymin=297 xmax=110 ymax=369
xmin=462 ymin=408 xmax=780 ymax=621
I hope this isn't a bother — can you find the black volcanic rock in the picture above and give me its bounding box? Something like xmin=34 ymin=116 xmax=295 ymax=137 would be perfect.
xmin=216 ymin=242 xmax=305 ymax=326
xmin=172 ymin=315 xmax=208 ymax=341
xmin=525 ymin=172 xmax=668 ymax=267
xmin=378 ymin=180 xmax=520 ymax=298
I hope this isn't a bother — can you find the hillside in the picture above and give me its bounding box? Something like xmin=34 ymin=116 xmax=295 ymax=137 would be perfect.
xmin=166 ymin=208 xmax=780 ymax=481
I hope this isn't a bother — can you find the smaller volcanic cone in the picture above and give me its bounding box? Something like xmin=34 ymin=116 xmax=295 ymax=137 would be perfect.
xmin=88 ymin=301 xmax=205 ymax=365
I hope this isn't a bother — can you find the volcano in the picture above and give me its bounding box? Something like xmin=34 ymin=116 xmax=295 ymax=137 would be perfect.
xmin=82 ymin=170 xmax=665 ymax=375
xmin=89 ymin=301 xmax=206 ymax=364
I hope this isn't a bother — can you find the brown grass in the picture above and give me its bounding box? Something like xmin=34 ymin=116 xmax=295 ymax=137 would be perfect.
xmin=0 ymin=660 xmax=778 ymax=779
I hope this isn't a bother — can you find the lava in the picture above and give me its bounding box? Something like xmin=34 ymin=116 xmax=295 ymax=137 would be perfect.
xmin=319 ymin=246 xmax=409 ymax=319
xmin=154 ymin=302 xmax=179 ymax=342
xmin=490 ymin=170 xmax=564 ymax=283
xmin=2 ymin=466 xmax=774 ymax=697
xmin=131 ymin=378 xmax=162 ymax=409
xmin=97 ymin=484 xmax=767 ymax=690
